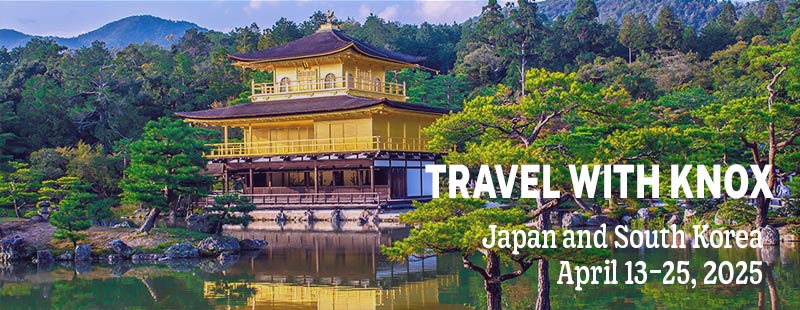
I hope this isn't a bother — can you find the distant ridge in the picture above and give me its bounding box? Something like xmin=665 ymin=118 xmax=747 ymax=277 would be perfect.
xmin=0 ymin=15 xmax=207 ymax=49
xmin=537 ymin=0 xmax=788 ymax=29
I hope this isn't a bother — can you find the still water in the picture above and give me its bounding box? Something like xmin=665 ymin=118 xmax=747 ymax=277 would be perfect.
xmin=1 ymin=221 xmax=798 ymax=310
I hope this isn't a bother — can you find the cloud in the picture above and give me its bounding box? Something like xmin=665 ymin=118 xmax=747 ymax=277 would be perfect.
xmin=248 ymin=0 xmax=281 ymax=10
xmin=378 ymin=5 xmax=400 ymax=21
xmin=414 ymin=0 xmax=483 ymax=24
xmin=358 ymin=4 xmax=371 ymax=20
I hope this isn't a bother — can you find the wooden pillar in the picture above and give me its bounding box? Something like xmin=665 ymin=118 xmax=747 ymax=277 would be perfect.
xmin=223 ymin=126 xmax=229 ymax=146
xmin=313 ymin=160 xmax=319 ymax=194
xmin=370 ymin=165 xmax=375 ymax=192
xmin=223 ymin=165 xmax=229 ymax=193
xmin=249 ymin=168 xmax=254 ymax=195
xmin=387 ymin=167 xmax=393 ymax=198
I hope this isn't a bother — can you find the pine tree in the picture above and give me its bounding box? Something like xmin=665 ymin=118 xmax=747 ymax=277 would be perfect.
xmin=785 ymin=0 xmax=800 ymax=28
xmin=763 ymin=2 xmax=785 ymax=34
xmin=50 ymin=191 xmax=93 ymax=248
xmin=654 ymin=6 xmax=684 ymax=50
xmin=632 ymin=14 xmax=655 ymax=56
xmin=121 ymin=117 xmax=215 ymax=233
xmin=618 ymin=13 xmax=635 ymax=63
xmin=206 ymin=193 xmax=257 ymax=235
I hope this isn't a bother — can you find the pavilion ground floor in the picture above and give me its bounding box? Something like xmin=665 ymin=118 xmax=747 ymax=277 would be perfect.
xmin=200 ymin=151 xmax=438 ymax=209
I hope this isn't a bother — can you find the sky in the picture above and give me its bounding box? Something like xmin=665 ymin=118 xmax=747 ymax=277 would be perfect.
xmin=0 ymin=0 xmax=488 ymax=37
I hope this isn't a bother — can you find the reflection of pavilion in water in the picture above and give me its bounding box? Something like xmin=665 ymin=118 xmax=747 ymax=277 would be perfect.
xmin=212 ymin=223 xmax=464 ymax=309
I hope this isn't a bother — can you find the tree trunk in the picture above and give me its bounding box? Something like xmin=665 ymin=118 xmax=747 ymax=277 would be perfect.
xmin=486 ymin=280 xmax=503 ymax=310
xmin=139 ymin=208 xmax=161 ymax=233
xmin=628 ymin=47 xmax=632 ymax=64
xmin=13 ymin=204 xmax=22 ymax=218
xmin=485 ymin=251 xmax=503 ymax=310
xmin=755 ymin=195 xmax=770 ymax=228
xmin=534 ymin=209 xmax=551 ymax=310
xmin=535 ymin=259 xmax=551 ymax=310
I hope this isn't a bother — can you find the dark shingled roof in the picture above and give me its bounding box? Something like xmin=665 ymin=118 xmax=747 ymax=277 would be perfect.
xmin=228 ymin=29 xmax=426 ymax=64
xmin=176 ymin=96 xmax=451 ymax=120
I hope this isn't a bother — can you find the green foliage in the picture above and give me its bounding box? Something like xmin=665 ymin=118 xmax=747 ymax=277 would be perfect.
xmin=0 ymin=162 xmax=41 ymax=217
xmin=715 ymin=199 xmax=757 ymax=228
xmin=50 ymin=192 xmax=93 ymax=247
xmin=206 ymin=193 xmax=257 ymax=235
xmin=121 ymin=117 xmax=215 ymax=214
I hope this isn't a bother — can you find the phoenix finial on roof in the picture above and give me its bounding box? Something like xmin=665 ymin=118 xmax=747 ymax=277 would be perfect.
xmin=326 ymin=10 xmax=336 ymax=23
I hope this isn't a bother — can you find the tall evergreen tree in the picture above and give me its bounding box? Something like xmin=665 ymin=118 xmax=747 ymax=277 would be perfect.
xmin=654 ymin=6 xmax=684 ymax=50
xmin=121 ymin=118 xmax=215 ymax=233
xmin=618 ymin=13 xmax=636 ymax=63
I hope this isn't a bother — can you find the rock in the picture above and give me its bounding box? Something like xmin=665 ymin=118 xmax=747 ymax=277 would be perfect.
xmin=74 ymin=244 xmax=92 ymax=261
xmin=107 ymin=255 xmax=123 ymax=264
xmin=196 ymin=236 xmax=239 ymax=257
xmin=562 ymin=212 xmax=585 ymax=228
xmin=163 ymin=259 xmax=198 ymax=272
xmin=111 ymin=262 xmax=132 ymax=277
xmin=0 ymin=227 xmax=4 ymax=238
xmin=113 ymin=221 xmax=131 ymax=228
xmin=186 ymin=214 xmax=215 ymax=234
xmin=239 ymin=239 xmax=268 ymax=251
xmin=637 ymin=208 xmax=650 ymax=220
xmin=160 ymin=243 xmax=200 ymax=260
xmin=109 ymin=239 xmax=134 ymax=258
xmin=75 ymin=261 xmax=92 ymax=274
xmin=34 ymin=250 xmax=54 ymax=264
xmin=667 ymin=215 xmax=681 ymax=226
xmin=586 ymin=215 xmax=618 ymax=227
xmin=131 ymin=253 xmax=161 ymax=262
xmin=683 ymin=209 xmax=697 ymax=220
xmin=621 ymin=216 xmax=633 ymax=225
xmin=57 ymin=253 xmax=74 ymax=261
xmin=0 ymin=236 xmax=35 ymax=262
xmin=549 ymin=212 xmax=561 ymax=226
xmin=217 ymin=252 xmax=238 ymax=263
xmin=29 ymin=215 xmax=47 ymax=223
xmin=762 ymin=225 xmax=780 ymax=246
xmin=714 ymin=212 xmax=725 ymax=226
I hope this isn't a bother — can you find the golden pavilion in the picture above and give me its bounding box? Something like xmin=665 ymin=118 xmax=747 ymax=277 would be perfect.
xmin=177 ymin=17 xmax=450 ymax=209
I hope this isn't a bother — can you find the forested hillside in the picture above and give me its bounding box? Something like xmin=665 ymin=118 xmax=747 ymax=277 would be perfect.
xmin=537 ymin=0 xmax=789 ymax=28
xmin=0 ymin=15 xmax=207 ymax=49
xmin=1 ymin=0 xmax=800 ymax=221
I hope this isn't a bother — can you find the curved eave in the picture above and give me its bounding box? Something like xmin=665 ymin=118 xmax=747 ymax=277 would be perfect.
xmin=227 ymin=44 xmax=421 ymax=69
xmin=176 ymin=102 xmax=451 ymax=125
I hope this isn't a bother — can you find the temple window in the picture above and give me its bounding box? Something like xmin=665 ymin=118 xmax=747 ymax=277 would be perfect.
xmin=373 ymin=78 xmax=382 ymax=92
xmin=346 ymin=73 xmax=354 ymax=88
xmin=324 ymin=73 xmax=336 ymax=89
xmin=279 ymin=77 xmax=291 ymax=92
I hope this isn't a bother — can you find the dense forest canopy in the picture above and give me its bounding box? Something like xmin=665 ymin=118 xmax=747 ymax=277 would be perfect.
xmin=537 ymin=0 xmax=791 ymax=29
xmin=1 ymin=0 xmax=800 ymax=220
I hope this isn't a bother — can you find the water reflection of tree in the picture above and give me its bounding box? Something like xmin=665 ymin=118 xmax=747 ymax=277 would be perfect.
xmin=207 ymin=279 xmax=256 ymax=308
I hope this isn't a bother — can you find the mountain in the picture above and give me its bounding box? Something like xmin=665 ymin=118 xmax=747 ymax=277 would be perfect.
xmin=0 ymin=15 xmax=207 ymax=49
xmin=537 ymin=0 xmax=789 ymax=29
xmin=0 ymin=29 xmax=33 ymax=49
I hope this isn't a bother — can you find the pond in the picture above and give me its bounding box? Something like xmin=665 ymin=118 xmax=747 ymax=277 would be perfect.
xmin=0 ymin=221 xmax=798 ymax=309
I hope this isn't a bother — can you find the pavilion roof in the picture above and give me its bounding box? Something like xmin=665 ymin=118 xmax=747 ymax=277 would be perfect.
xmin=176 ymin=96 xmax=452 ymax=120
xmin=228 ymin=29 xmax=425 ymax=65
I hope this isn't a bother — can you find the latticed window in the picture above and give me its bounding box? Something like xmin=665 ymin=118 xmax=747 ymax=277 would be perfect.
xmin=297 ymin=69 xmax=318 ymax=90
xmin=324 ymin=73 xmax=336 ymax=89
xmin=279 ymin=77 xmax=290 ymax=92
xmin=373 ymin=78 xmax=382 ymax=92
xmin=357 ymin=70 xmax=372 ymax=89
xmin=346 ymin=73 xmax=354 ymax=88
